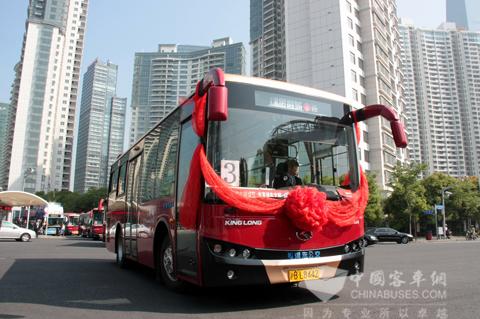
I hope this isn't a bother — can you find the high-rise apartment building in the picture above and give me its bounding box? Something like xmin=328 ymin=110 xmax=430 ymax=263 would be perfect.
xmin=250 ymin=0 xmax=286 ymax=80
xmin=400 ymin=22 xmax=480 ymax=177
xmin=129 ymin=37 xmax=245 ymax=144
xmin=74 ymin=60 xmax=126 ymax=193
xmin=250 ymin=0 xmax=407 ymax=191
xmin=2 ymin=0 xmax=88 ymax=192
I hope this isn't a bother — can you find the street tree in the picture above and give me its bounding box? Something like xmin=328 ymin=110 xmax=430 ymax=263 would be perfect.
xmin=364 ymin=172 xmax=384 ymax=227
xmin=383 ymin=163 xmax=429 ymax=234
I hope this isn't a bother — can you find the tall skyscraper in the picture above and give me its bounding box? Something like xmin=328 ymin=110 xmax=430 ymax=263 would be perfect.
xmin=249 ymin=0 xmax=407 ymax=191
xmin=447 ymin=0 xmax=469 ymax=30
xmin=400 ymin=21 xmax=480 ymax=177
xmin=74 ymin=60 xmax=126 ymax=193
xmin=129 ymin=37 xmax=245 ymax=144
xmin=250 ymin=0 xmax=286 ymax=80
xmin=2 ymin=0 xmax=88 ymax=192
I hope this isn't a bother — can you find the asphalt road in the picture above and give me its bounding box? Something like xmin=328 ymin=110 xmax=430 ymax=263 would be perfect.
xmin=0 ymin=237 xmax=479 ymax=319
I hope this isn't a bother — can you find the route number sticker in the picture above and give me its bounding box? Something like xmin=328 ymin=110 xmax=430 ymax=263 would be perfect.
xmin=221 ymin=160 xmax=240 ymax=187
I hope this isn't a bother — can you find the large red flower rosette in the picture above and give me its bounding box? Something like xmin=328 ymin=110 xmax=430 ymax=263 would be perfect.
xmin=283 ymin=187 xmax=329 ymax=231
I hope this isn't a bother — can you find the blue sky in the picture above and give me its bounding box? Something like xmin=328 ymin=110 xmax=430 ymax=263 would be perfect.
xmin=0 ymin=0 xmax=446 ymax=104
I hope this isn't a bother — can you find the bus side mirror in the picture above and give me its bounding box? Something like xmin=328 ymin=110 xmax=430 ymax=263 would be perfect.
xmin=207 ymin=86 xmax=228 ymax=121
xmin=390 ymin=120 xmax=407 ymax=148
xmin=350 ymin=104 xmax=407 ymax=148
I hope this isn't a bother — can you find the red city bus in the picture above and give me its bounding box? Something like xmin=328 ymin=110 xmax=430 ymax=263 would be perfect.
xmin=79 ymin=206 xmax=105 ymax=240
xmin=64 ymin=212 xmax=80 ymax=235
xmin=78 ymin=211 xmax=91 ymax=237
xmin=105 ymin=69 xmax=407 ymax=289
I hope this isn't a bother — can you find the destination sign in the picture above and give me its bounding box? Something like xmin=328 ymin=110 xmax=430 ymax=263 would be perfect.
xmin=255 ymin=90 xmax=334 ymax=116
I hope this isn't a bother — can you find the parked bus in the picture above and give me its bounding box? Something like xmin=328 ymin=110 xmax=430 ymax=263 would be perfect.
xmin=105 ymin=69 xmax=407 ymax=289
xmin=44 ymin=203 xmax=64 ymax=236
xmin=64 ymin=212 xmax=80 ymax=235
xmin=79 ymin=201 xmax=105 ymax=240
xmin=78 ymin=211 xmax=91 ymax=237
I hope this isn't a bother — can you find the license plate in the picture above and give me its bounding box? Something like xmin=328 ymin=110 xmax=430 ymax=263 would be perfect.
xmin=288 ymin=267 xmax=321 ymax=282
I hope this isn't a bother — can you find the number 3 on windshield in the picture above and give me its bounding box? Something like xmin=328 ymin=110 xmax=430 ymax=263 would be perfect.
xmin=221 ymin=160 xmax=240 ymax=187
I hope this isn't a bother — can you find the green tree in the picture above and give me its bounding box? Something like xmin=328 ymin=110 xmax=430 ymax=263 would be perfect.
xmin=384 ymin=163 xmax=429 ymax=234
xmin=449 ymin=177 xmax=480 ymax=230
xmin=364 ymin=172 xmax=384 ymax=227
xmin=422 ymin=172 xmax=458 ymax=207
xmin=35 ymin=187 xmax=107 ymax=213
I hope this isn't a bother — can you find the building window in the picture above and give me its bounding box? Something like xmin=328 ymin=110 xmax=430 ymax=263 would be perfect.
xmin=348 ymin=17 xmax=353 ymax=29
xmin=349 ymin=35 xmax=355 ymax=46
xmin=363 ymin=131 xmax=369 ymax=143
xmin=359 ymin=75 xmax=365 ymax=87
xmin=351 ymin=70 xmax=357 ymax=82
xmin=364 ymin=150 xmax=370 ymax=162
xmin=350 ymin=52 xmax=356 ymax=64
xmin=352 ymin=88 xmax=358 ymax=101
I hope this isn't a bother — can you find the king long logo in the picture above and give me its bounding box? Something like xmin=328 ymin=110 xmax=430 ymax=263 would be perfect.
xmin=224 ymin=219 xmax=263 ymax=226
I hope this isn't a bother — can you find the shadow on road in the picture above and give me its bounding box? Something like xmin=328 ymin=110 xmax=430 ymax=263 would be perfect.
xmin=60 ymin=241 xmax=105 ymax=248
xmin=0 ymin=258 xmax=319 ymax=314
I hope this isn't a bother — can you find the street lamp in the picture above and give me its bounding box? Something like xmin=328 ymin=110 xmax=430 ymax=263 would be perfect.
xmin=441 ymin=186 xmax=452 ymax=239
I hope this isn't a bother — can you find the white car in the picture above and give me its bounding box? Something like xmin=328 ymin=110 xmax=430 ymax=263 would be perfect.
xmin=0 ymin=221 xmax=36 ymax=242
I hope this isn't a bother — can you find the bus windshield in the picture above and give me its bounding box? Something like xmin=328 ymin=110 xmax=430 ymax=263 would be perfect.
xmin=93 ymin=211 xmax=103 ymax=225
xmin=48 ymin=217 xmax=63 ymax=226
xmin=68 ymin=217 xmax=79 ymax=226
xmin=207 ymin=82 xmax=359 ymax=191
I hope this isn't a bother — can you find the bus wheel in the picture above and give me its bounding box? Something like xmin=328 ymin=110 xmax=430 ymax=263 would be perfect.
xmin=116 ymin=232 xmax=128 ymax=268
xmin=157 ymin=236 xmax=185 ymax=291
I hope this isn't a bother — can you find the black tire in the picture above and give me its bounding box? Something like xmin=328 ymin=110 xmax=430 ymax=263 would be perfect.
xmin=116 ymin=229 xmax=128 ymax=268
xmin=156 ymin=236 xmax=185 ymax=291
xmin=20 ymin=233 xmax=31 ymax=242
xmin=401 ymin=236 xmax=409 ymax=244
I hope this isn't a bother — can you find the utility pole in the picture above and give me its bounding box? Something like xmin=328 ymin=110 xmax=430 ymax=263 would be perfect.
xmin=441 ymin=186 xmax=452 ymax=239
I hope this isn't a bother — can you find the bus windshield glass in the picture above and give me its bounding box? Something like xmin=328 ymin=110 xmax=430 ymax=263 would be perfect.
xmin=68 ymin=217 xmax=79 ymax=226
xmin=48 ymin=217 xmax=63 ymax=226
xmin=93 ymin=211 xmax=103 ymax=225
xmin=207 ymin=82 xmax=359 ymax=191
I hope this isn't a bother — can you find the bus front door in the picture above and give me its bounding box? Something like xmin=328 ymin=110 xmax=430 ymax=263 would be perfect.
xmin=175 ymin=120 xmax=199 ymax=278
xmin=125 ymin=157 xmax=140 ymax=259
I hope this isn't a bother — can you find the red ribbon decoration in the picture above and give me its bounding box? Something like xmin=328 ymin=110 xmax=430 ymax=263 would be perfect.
xmin=179 ymin=87 xmax=369 ymax=231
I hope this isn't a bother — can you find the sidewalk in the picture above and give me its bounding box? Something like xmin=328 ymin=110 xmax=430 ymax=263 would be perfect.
xmin=413 ymin=235 xmax=471 ymax=243
xmin=37 ymin=235 xmax=67 ymax=239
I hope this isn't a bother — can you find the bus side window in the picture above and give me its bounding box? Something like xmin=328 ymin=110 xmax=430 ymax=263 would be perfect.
xmin=117 ymin=163 xmax=127 ymax=197
xmin=154 ymin=112 xmax=180 ymax=198
xmin=110 ymin=169 xmax=119 ymax=197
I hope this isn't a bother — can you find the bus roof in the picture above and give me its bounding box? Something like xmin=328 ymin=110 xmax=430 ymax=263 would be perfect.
xmin=113 ymin=73 xmax=363 ymax=168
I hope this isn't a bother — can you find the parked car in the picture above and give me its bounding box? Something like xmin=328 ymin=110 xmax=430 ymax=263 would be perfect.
xmin=364 ymin=233 xmax=379 ymax=246
xmin=0 ymin=221 xmax=36 ymax=242
xmin=366 ymin=227 xmax=413 ymax=244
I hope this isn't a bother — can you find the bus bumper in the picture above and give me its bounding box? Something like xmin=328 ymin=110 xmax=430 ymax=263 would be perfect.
xmin=201 ymin=240 xmax=364 ymax=287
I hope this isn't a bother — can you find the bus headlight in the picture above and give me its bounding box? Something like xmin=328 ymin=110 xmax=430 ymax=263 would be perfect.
xmin=344 ymin=244 xmax=351 ymax=253
xmin=213 ymin=244 xmax=222 ymax=253
xmin=241 ymin=249 xmax=251 ymax=259
xmin=228 ymin=248 xmax=237 ymax=257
